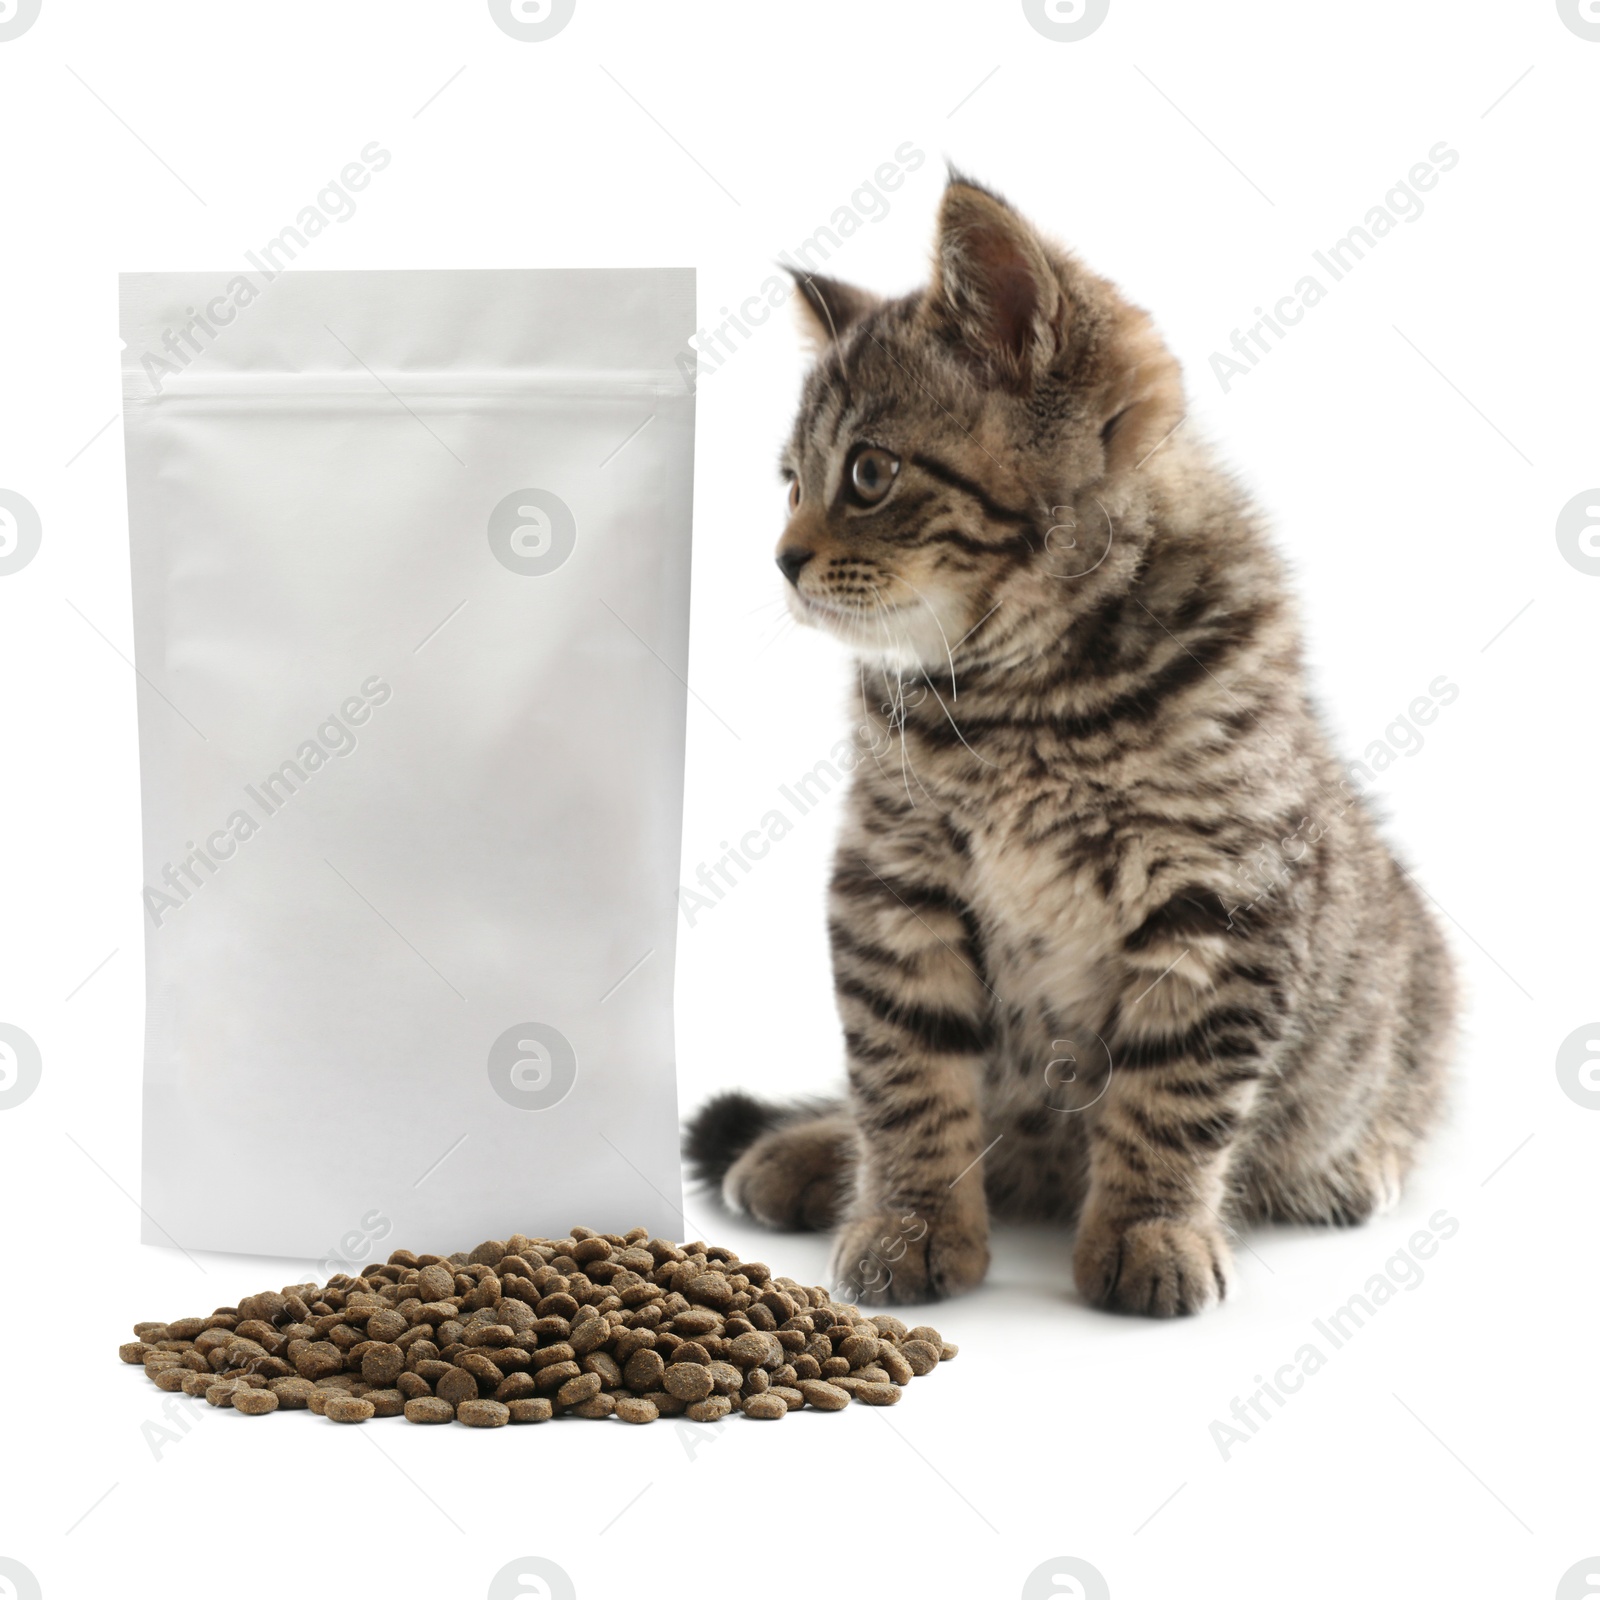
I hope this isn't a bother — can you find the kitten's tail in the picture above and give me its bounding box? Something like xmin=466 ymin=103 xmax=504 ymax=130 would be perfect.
xmin=683 ymin=1091 xmax=855 ymax=1230
xmin=682 ymin=1090 xmax=789 ymax=1189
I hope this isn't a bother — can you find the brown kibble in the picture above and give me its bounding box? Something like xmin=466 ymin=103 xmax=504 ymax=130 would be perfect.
xmin=507 ymin=1397 xmax=554 ymax=1424
xmin=687 ymin=1273 xmax=734 ymax=1310
xmin=324 ymin=1395 xmax=376 ymax=1423
xmin=117 ymin=1228 xmax=957 ymax=1434
xmin=234 ymin=1319 xmax=285 ymax=1354
xmin=707 ymin=1360 xmax=744 ymax=1396
xmin=568 ymin=1316 xmax=611 ymax=1356
xmin=268 ymin=1377 xmax=318 ymax=1409
xmin=614 ymin=1395 xmax=659 ymax=1424
xmin=365 ymin=1308 xmax=408 ymax=1342
xmin=494 ymin=1372 xmax=538 ymax=1403
xmin=435 ymin=1368 xmax=479 ymax=1407
xmin=417 ymin=1265 xmax=455 ymax=1301
xmin=583 ymin=1350 xmax=623 ymax=1387
xmin=761 ymin=1289 xmax=799 ymax=1320
xmin=849 ymin=1381 xmax=901 ymax=1406
xmin=613 ymin=1329 xmax=656 ymax=1364
xmin=727 ymin=1331 xmax=781 ymax=1369
xmin=941 ymin=1343 xmax=959 ymax=1360
xmin=361 ymin=1344 xmax=406 ymax=1385
xmin=293 ymin=1342 xmax=344 ymax=1381
xmin=838 ymin=1332 xmax=880 ymax=1369
xmin=798 ymin=1379 xmax=851 ymax=1411
xmin=662 ymin=1363 xmax=715 ymax=1403
xmin=533 ymin=1360 xmax=581 ymax=1393
xmin=456 ymin=1351 xmax=502 ymax=1384
xmin=556 ymin=1371 xmax=602 ymax=1407
xmin=672 ymin=1307 xmax=721 ymax=1338
xmin=404 ymin=1397 xmax=454 ymax=1424
xmin=878 ymin=1344 xmax=914 ymax=1386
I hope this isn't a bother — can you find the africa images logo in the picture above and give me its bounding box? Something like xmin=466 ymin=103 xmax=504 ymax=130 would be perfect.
xmin=488 ymin=0 xmax=575 ymax=42
xmin=0 ymin=0 xmax=41 ymax=42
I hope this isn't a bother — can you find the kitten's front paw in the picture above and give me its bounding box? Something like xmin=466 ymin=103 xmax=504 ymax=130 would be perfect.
xmin=1074 ymin=1214 xmax=1232 ymax=1317
xmin=830 ymin=1204 xmax=989 ymax=1306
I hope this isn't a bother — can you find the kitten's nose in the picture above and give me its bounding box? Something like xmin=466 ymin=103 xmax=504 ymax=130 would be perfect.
xmin=776 ymin=546 xmax=815 ymax=587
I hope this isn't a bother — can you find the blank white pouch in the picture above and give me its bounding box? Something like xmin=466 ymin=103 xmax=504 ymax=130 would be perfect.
xmin=121 ymin=268 xmax=694 ymax=1264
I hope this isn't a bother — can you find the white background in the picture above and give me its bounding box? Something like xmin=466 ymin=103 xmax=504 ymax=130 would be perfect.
xmin=0 ymin=3 xmax=1595 ymax=1598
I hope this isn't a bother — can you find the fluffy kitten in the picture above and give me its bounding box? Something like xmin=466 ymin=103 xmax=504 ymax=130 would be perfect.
xmin=687 ymin=175 xmax=1455 ymax=1315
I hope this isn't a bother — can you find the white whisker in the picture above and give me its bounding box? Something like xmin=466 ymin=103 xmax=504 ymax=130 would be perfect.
xmin=870 ymin=586 xmax=932 ymax=807
xmin=922 ymin=675 xmax=1000 ymax=768
xmin=887 ymin=571 xmax=960 ymax=699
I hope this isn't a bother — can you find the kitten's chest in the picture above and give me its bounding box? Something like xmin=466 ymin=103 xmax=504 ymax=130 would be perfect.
xmin=957 ymin=797 xmax=1123 ymax=1018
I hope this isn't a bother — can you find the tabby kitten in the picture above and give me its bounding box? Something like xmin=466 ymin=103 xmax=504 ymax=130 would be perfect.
xmin=687 ymin=175 xmax=1455 ymax=1316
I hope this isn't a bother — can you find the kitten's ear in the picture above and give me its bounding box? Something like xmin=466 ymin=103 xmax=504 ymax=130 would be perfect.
xmin=785 ymin=268 xmax=880 ymax=348
xmin=926 ymin=176 xmax=1068 ymax=386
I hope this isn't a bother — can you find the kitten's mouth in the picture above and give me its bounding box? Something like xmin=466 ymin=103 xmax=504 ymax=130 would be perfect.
xmin=794 ymin=592 xmax=910 ymax=639
xmin=792 ymin=590 xmax=936 ymax=670
xmin=799 ymin=594 xmax=874 ymax=620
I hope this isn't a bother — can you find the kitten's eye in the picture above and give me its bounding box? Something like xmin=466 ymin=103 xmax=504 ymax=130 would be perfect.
xmin=787 ymin=478 xmax=800 ymax=513
xmin=847 ymin=446 xmax=900 ymax=507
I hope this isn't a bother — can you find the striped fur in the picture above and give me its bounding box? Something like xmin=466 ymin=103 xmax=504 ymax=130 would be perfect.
xmin=688 ymin=176 xmax=1455 ymax=1315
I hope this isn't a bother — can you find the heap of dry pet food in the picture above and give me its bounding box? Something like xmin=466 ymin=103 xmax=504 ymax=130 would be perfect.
xmin=118 ymin=1227 xmax=957 ymax=1426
